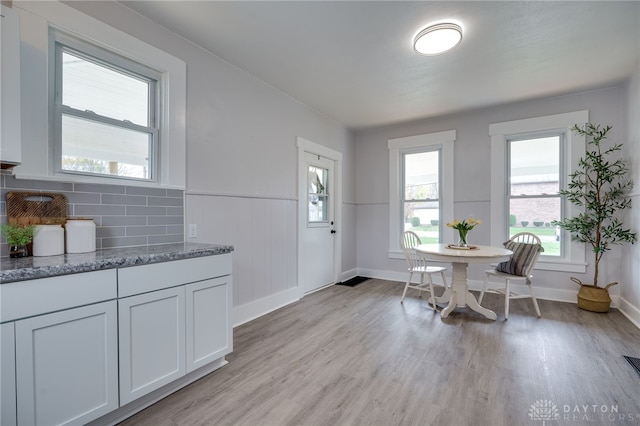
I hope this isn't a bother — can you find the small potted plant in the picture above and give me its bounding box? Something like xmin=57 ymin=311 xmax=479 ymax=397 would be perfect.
xmin=1 ymin=223 xmax=35 ymax=258
xmin=553 ymin=123 xmax=636 ymax=312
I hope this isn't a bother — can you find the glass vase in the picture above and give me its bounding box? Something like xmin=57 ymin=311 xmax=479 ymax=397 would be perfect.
xmin=457 ymin=230 xmax=468 ymax=247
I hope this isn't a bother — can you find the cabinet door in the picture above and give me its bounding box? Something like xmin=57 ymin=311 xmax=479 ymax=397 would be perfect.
xmin=118 ymin=286 xmax=186 ymax=405
xmin=15 ymin=301 xmax=118 ymax=426
xmin=186 ymin=276 xmax=233 ymax=373
xmin=0 ymin=4 xmax=21 ymax=165
xmin=1 ymin=322 xmax=16 ymax=426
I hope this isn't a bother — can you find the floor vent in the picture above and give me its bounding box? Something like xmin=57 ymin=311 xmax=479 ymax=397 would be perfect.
xmin=336 ymin=276 xmax=369 ymax=287
xmin=623 ymin=356 xmax=640 ymax=378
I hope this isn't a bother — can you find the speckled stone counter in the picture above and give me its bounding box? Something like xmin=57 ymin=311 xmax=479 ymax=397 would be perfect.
xmin=0 ymin=242 xmax=234 ymax=284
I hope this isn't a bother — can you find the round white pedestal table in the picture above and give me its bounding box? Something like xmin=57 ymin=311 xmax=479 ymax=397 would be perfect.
xmin=415 ymin=244 xmax=513 ymax=320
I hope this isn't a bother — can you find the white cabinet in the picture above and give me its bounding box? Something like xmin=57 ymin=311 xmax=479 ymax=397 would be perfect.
xmin=118 ymin=287 xmax=186 ymax=406
xmin=186 ymin=276 xmax=232 ymax=372
xmin=1 ymin=322 xmax=17 ymax=426
xmin=0 ymin=4 xmax=21 ymax=166
xmin=117 ymin=254 xmax=232 ymax=404
xmin=2 ymin=251 xmax=232 ymax=425
xmin=15 ymin=301 xmax=118 ymax=426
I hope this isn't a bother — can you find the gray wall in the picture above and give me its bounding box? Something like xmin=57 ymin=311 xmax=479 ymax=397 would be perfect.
xmin=63 ymin=1 xmax=357 ymax=323
xmin=7 ymin=2 xmax=639 ymax=325
xmin=622 ymin=65 xmax=640 ymax=321
xmin=354 ymin=85 xmax=630 ymax=302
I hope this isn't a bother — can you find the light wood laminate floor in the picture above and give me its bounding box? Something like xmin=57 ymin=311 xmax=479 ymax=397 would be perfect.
xmin=119 ymin=279 xmax=640 ymax=426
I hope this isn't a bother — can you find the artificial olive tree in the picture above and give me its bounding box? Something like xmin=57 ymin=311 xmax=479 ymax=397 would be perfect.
xmin=553 ymin=123 xmax=636 ymax=288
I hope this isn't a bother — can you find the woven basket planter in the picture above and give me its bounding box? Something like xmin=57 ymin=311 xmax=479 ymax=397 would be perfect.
xmin=572 ymin=277 xmax=617 ymax=313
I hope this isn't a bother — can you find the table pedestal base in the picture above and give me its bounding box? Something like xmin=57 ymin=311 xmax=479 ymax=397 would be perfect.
xmin=437 ymin=262 xmax=497 ymax=320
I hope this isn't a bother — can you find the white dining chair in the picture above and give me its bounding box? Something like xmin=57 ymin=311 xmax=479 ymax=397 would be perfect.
xmin=478 ymin=232 xmax=543 ymax=319
xmin=400 ymin=231 xmax=448 ymax=311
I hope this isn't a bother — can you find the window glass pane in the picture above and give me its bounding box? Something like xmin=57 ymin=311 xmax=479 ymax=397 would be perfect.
xmin=62 ymin=114 xmax=150 ymax=179
xmin=62 ymin=50 xmax=150 ymax=126
xmin=308 ymin=165 xmax=328 ymax=222
xmin=404 ymin=151 xmax=439 ymax=200
xmin=404 ymin=201 xmax=439 ymax=243
xmin=403 ymin=150 xmax=439 ymax=243
xmin=509 ymin=197 xmax=561 ymax=256
xmin=510 ymin=136 xmax=560 ymax=196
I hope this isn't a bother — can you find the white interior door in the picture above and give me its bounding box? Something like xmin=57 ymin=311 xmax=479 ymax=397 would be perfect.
xmin=300 ymin=152 xmax=336 ymax=293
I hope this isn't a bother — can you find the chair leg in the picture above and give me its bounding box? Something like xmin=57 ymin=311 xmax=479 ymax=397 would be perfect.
xmin=479 ymin=274 xmax=489 ymax=304
xmin=401 ymin=271 xmax=413 ymax=303
xmin=504 ymin=279 xmax=510 ymax=320
xmin=529 ymin=284 xmax=541 ymax=317
xmin=427 ymin=273 xmax=437 ymax=311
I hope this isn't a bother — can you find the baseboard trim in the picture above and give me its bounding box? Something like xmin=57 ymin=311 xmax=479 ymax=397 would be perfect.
xmin=88 ymin=358 xmax=227 ymax=426
xmin=339 ymin=268 xmax=359 ymax=283
xmin=229 ymin=269 xmax=640 ymax=331
xmin=356 ymin=267 xmax=579 ymax=304
xmin=618 ymin=296 xmax=640 ymax=330
xmin=232 ymin=287 xmax=300 ymax=328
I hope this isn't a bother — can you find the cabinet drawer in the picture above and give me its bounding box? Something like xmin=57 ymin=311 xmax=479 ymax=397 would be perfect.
xmin=0 ymin=270 xmax=117 ymax=323
xmin=118 ymin=253 xmax=231 ymax=297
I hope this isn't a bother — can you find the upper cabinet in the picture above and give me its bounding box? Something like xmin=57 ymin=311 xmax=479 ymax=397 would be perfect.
xmin=0 ymin=4 xmax=22 ymax=168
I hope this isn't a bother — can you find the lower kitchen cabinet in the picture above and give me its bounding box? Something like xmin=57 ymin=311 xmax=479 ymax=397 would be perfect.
xmin=1 ymin=322 xmax=17 ymax=426
xmin=2 ymin=250 xmax=232 ymax=425
xmin=186 ymin=276 xmax=232 ymax=372
xmin=118 ymin=286 xmax=186 ymax=406
xmin=14 ymin=301 xmax=118 ymax=426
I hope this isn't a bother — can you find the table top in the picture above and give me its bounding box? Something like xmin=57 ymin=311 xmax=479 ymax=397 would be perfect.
xmin=416 ymin=243 xmax=513 ymax=264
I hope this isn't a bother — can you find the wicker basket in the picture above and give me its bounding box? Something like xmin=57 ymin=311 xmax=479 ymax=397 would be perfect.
xmin=572 ymin=277 xmax=617 ymax=313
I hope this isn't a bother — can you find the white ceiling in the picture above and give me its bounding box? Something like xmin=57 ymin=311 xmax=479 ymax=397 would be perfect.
xmin=120 ymin=1 xmax=640 ymax=131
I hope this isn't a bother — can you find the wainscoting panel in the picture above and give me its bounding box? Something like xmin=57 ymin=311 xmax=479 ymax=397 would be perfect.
xmin=185 ymin=194 xmax=297 ymax=314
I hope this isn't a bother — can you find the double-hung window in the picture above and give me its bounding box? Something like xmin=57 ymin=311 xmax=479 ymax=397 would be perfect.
xmin=490 ymin=111 xmax=588 ymax=272
xmin=402 ymin=149 xmax=441 ymax=242
xmin=508 ymin=134 xmax=563 ymax=255
xmin=53 ymin=33 xmax=160 ymax=181
xmin=389 ymin=130 xmax=455 ymax=256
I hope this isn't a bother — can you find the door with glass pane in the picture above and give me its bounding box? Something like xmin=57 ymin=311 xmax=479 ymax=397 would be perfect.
xmin=301 ymin=152 xmax=335 ymax=293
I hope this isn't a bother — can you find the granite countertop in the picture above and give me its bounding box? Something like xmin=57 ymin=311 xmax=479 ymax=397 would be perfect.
xmin=0 ymin=242 xmax=234 ymax=284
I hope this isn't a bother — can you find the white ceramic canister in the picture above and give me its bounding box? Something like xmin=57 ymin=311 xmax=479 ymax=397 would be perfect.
xmin=33 ymin=224 xmax=65 ymax=256
xmin=65 ymin=218 xmax=96 ymax=253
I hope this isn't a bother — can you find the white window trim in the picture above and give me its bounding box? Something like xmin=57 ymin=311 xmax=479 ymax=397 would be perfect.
xmin=388 ymin=130 xmax=455 ymax=258
xmin=14 ymin=2 xmax=186 ymax=189
xmin=489 ymin=110 xmax=588 ymax=273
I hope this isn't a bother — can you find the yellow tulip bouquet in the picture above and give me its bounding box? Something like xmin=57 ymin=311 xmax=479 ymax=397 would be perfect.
xmin=446 ymin=217 xmax=481 ymax=247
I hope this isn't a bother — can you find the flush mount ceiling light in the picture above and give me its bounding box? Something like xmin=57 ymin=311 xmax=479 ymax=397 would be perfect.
xmin=413 ymin=23 xmax=463 ymax=56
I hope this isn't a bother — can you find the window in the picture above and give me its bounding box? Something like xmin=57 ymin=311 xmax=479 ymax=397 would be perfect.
xmin=15 ymin=1 xmax=185 ymax=188
xmin=308 ymin=164 xmax=329 ymax=223
xmin=389 ymin=130 xmax=455 ymax=257
xmin=508 ymin=134 xmax=562 ymax=256
xmin=490 ymin=111 xmax=588 ymax=272
xmin=54 ymin=34 xmax=159 ymax=181
xmin=402 ymin=149 xmax=440 ymax=243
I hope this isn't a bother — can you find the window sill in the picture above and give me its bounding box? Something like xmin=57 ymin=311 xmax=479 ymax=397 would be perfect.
xmin=12 ymin=171 xmax=185 ymax=190
xmin=535 ymin=259 xmax=587 ymax=273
